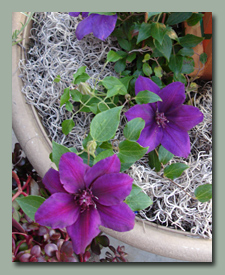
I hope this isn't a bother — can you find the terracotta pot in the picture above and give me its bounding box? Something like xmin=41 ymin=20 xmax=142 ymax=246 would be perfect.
xmin=184 ymin=12 xmax=212 ymax=80
xmin=12 ymin=12 xmax=212 ymax=262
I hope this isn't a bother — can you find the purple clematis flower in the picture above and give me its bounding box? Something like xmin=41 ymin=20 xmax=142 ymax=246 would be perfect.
xmin=35 ymin=153 xmax=135 ymax=255
xmin=125 ymin=76 xmax=204 ymax=158
xmin=69 ymin=12 xmax=117 ymax=41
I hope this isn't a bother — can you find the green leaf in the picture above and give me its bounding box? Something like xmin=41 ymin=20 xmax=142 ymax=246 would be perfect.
xmin=101 ymin=76 xmax=127 ymax=97
xmin=73 ymin=73 xmax=90 ymax=85
xmin=90 ymin=106 xmax=122 ymax=142
xmin=151 ymin=76 xmax=164 ymax=88
xmin=154 ymin=66 xmax=163 ymax=78
xmin=120 ymin=162 xmax=134 ymax=172
xmin=135 ymin=90 xmax=162 ymax=104
xmin=117 ymin=37 xmax=132 ymax=51
xmin=93 ymin=149 xmax=114 ymax=165
xmin=181 ymin=56 xmax=195 ymax=74
xmin=99 ymin=141 xmax=113 ymax=150
xmin=73 ymin=66 xmax=86 ymax=78
xmin=179 ymin=34 xmax=204 ymax=48
xmin=118 ymin=140 xmax=148 ymax=164
xmin=147 ymin=12 xmax=161 ymax=20
xmin=62 ymin=119 xmax=75 ymax=135
xmin=200 ymin=52 xmax=207 ymax=64
xmin=60 ymin=88 xmax=70 ymax=107
xmin=164 ymin=163 xmax=189 ymax=180
xmin=166 ymin=27 xmax=179 ymax=42
xmin=123 ymin=118 xmax=145 ymax=141
xmin=151 ymin=22 xmax=167 ymax=45
xmin=194 ymin=184 xmax=212 ymax=203
xmin=16 ymin=195 xmax=45 ymax=222
xmin=51 ymin=141 xmax=71 ymax=167
xmin=166 ymin=12 xmax=192 ymax=25
xmin=136 ymin=22 xmax=152 ymax=44
xmin=54 ymin=75 xmax=61 ymax=83
xmin=158 ymin=145 xmax=174 ymax=165
xmin=154 ymin=35 xmax=172 ymax=61
xmin=107 ymin=50 xmax=123 ymax=62
xmin=186 ymin=13 xmax=204 ymax=26
xmin=148 ymin=150 xmax=161 ymax=172
xmin=177 ymin=47 xmax=194 ymax=57
xmin=142 ymin=63 xmax=152 ymax=76
xmin=114 ymin=58 xmax=126 ymax=73
xmin=70 ymin=89 xmax=82 ymax=102
xmin=65 ymin=101 xmax=73 ymax=112
xmin=173 ymin=72 xmax=187 ymax=85
xmin=143 ymin=53 xmax=151 ymax=62
xmin=119 ymin=76 xmax=133 ymax=90
xmin=126 ymin=53 xmax=136 ymax=63
xmin=125 ymin=184 xmax=153 ymax=211
xmin=168 ymin=54 xmax=183 ymax=74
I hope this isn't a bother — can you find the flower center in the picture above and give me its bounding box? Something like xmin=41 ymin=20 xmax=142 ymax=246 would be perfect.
xmin=75 ymin=189 xmax=96 ymax=212
xmin=155 ymin=110 xmax=169 ymax=128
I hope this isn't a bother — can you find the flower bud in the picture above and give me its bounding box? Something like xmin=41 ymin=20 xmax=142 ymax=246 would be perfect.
xmin=77 ymin=82 xmax=92 ymax=95
xmin=125 ymin=94 xmax=131 ymax=101
xmin=87 ymin=140 xmax=97 ymax=156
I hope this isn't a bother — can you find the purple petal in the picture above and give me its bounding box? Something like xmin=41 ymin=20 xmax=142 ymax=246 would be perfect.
xmin=158 ymin=82 xmax=185 ymax=114
xmin=35 ymin=193 xmax=79 ymax=229
xmin=97 ymin=203 xmax=135 ymax=232
xmin=84 ymin=155 xmax=121 ymax=188
xmin=59 ymin=152 xmax=89 ymax=194
xmin=137 ymin=123 xmax=163 ymax=153
xmin=135 ymin=75 xmax=161 ymax=96
xmin=75 ymin=16 xmax=94 ymax=40
xmin=69 ymin=12 xmax=80 ymax=17
xmin=161 ymin=122 xmax=190 ymax=158
xmin=92 ymin=14 xmax=117 ymax=41
xmin=167 ymin=105 xmax=204 ymax=131
xmin=125 ymin=104 xmax=156 ymax=125
xmin=42 ymin=168 xmax=66 ymax=194
xmin=67 ymin=206 xmax=101 ymax=254
xmin=82 ymin=12 xmax=89 ymax=17
xmin=92 ymin=173 xmax=133 ymax=206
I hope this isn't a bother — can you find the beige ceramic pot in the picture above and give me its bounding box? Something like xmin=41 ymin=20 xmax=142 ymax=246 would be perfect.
xmin=12 ymin=12 xmax=212 ymax=262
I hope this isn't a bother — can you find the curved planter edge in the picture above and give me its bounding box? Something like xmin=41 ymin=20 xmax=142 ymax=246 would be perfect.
xmin=12 ymin=12 xmax=212 ymax=262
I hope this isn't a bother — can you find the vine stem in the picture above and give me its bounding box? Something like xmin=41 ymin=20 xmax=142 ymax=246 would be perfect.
xmin=12 ymin=172 xmax=31 ymax=201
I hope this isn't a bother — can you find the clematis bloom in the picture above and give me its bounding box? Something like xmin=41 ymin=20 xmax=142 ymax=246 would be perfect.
xmin=69 ymin=12 xmax=117 ymax=41
xmin=125 ymin=76 xmax=204 ymax=158
xmin=35 ymin=153 xmax=135 ymax=255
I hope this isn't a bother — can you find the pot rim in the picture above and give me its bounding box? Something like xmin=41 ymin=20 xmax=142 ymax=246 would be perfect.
xmin=12 ymin=12 xmax=212 ymax=262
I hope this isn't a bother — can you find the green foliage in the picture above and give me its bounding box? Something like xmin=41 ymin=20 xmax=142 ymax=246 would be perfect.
xmin=118 ymin=140 xmax=148 ymax=165
xmin=186 ymin=13 xmax=204 ymax=26
xmin=90 ymin=106 xmax=122 ymax=142
xmin=123 ymin=118 xmax=145 ymax=141
xmin=62 ymin=119 xmax=75 ymax=135
xmin=158 ymin=146 xmax=174 ymax=165
xmin=164 ymin=163 xmax=189 ymax=180
xmin=107 ymin=50 xmax=123 ymax=62
xmin=16 ymin=195 xmax=45 ymax=221
xmin=125 ymin=184 xmax=153 ymax=211
xmin=200 ymin=53 xmax=208 ymax=64
xmin=179 ymin=34 xmax=204 ymax=48
xmin=166 ymin=12 xmax=192 ymax=25
xmin=148 ymin=150 xmax=161 ymax=172
xmin=135 ymin=90 xmax=162 ymax=104
xmin=194 ymin=184 xmax=212 ymax=203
